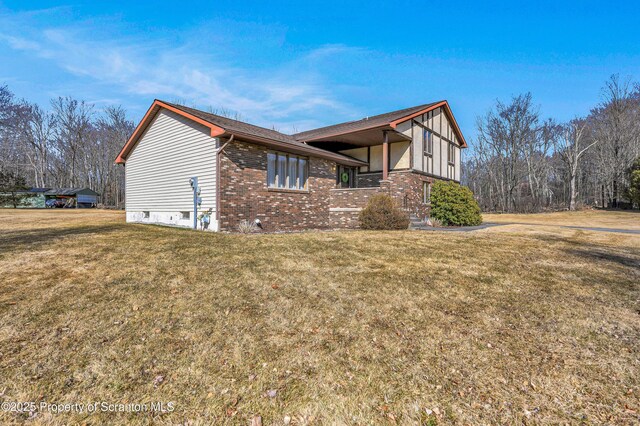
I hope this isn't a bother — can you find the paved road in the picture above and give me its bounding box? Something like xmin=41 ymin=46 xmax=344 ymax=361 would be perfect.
xmin=417 ymin=222 xmax=640 ymax=235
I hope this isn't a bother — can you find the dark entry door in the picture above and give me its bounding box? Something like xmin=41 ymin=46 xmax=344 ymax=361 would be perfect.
xmin=337 ymin=166 xmax=357 ymax=188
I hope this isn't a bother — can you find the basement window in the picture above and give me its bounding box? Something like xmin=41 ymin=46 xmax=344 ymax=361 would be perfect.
xmin=181 ymin=211 xmax=191 ymax=220
xmin=142 ymin=211 xmax=149 ymax=219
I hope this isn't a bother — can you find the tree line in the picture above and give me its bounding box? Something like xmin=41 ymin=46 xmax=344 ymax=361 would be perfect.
xmin=0 ymin=85 xmax=134 ymax=207
xmin=2 ymin=76 xmax=640 ymax=211
xmin=463 ymin=75 xmax=640 ymax=212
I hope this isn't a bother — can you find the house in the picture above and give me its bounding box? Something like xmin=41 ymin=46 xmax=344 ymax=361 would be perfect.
xmin=115 ymin=100 xmax=467 ymax=231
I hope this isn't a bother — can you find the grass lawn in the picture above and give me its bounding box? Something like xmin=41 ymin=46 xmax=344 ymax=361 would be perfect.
xmin=484 ymin=209 xmax=640 ymax=230
xmin=0 ymin=209 xmax=639 ymax=424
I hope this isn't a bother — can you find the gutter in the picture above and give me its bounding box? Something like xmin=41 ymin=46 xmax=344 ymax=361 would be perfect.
xmin=216 ymin=134 xmax=235 ymax=228
xmin=229 ymin=130 xmax=367 ymax=167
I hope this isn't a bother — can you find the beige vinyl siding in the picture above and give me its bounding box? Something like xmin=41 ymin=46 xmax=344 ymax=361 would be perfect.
xmin=125 ymin=109 xmax=218 ymax=213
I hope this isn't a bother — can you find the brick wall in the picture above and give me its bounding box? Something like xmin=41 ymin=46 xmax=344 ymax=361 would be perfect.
xmin=357 ymin=173 xmax=383 ymax=188
xmin=385 ymin=171 xmax=433 ymax=220
xmin=328 ymin=172 xmax=434 ymax=226
xmin=328 ymin=187 xmax=382 ymax=228
xmin=329 ymin=187 xmax=380 ymax=209
xmin=219 ymin=140 xmax=436 ymax=231
xmin=219 ymin=140 xmax=337 ymax=232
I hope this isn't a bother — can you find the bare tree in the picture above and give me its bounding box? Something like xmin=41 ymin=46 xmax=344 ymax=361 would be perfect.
xmin=51 ymin=97 xmax=94 ymax=188
xmin=476 ymin=93 xmax=541 ymax=212
xmin=0 ymin=85 xmax=30 ymax=175
xmin=591 ymin=75 xmax=638 ymax=207
xmin=16 ymin=103 xmax=56 ymax=187
xmin=95 ymin=106 xmax=134 ymax=206
xmin=552 ymin=119 xmax=597 ymax=210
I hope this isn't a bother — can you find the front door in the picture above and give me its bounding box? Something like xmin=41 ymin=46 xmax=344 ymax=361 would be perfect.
xmin=337 ymin=166 xmax=357 ymax=188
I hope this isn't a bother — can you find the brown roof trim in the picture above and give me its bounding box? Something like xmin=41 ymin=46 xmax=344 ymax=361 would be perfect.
xmin=389 ymin=101 xmax=468 ymax=148
xmin=292 ymin=100 xmax=467 ymax=148
xmin=115 ymin=100 xmax=366 ymax=166
xmin=228 ymin=131 xmax=367 ymax=166
xmin=296 ymin=123 xmax=392 ymax=142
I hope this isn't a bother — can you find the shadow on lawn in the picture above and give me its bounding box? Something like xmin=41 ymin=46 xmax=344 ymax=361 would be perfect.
xmin=0 ymin=224 xmax=127 ymax=255
xmin=566 ymin=248 xmax=640 ymax=269
xmin=536 ymin=233 xmax=640 ymax=270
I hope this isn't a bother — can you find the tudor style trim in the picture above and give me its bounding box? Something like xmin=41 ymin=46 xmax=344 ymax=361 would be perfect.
xmin=389 ymin=101 xmax=468 ymax=148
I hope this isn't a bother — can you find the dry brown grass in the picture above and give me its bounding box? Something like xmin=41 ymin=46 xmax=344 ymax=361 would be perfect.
xmin=484 ymin=209 xmax=640 ymax=230
xmin=0 ymin=209 xmax=639 ymax=425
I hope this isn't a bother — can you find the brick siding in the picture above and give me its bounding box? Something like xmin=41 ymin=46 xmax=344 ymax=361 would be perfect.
xmin=357 ymin=173 xmax=383 ymax=188
xmin=219 ymin=140 xmax=437 ymax=231
xmin=219 ymin=140 xmax=336 ymax=232
xmin=385 ymin=171 xmax=433 ymax=220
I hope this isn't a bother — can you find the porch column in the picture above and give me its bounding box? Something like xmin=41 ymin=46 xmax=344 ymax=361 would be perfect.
xmin=382 ymin=130 xmax=389 ymax=180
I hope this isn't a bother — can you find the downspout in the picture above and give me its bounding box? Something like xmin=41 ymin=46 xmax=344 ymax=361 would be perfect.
xmin=216 ymin=134 xmax=234 ymax=230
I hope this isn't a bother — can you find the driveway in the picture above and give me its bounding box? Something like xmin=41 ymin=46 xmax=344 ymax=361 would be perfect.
xmin=419 ymin=222 xmax=640 ymax=235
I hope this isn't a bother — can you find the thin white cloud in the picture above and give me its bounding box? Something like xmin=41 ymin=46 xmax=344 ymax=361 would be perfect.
xmin=0 ymin=8 xmax=362 ymax=133
xmin=0 ymin=34 xmax=41 ymax=51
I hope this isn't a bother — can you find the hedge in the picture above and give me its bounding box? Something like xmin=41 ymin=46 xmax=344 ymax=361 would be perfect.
xmin=430 ymin=181 xmax=482 ymax=226
xmin=359 ymin=193 xmax=410 ymax=230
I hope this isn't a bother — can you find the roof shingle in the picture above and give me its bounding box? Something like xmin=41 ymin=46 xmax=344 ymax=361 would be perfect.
xmin=292 ymin=102 xmax=440 ymax=141
xmin=117 ymin=99 xmax=465 ymax=165
xmin=163 ymin=102 xmax=295 ymax=144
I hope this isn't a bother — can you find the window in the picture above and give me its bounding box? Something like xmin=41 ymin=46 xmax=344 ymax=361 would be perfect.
xmin=447 ymin=143 xmax=456 ymax=179
xmin=267 ymin=152 xmax=308 ymax=190
xmin=142 ymin=211 xmax=149 ymax=219
xmin=423 ymin=129 xmax=433 ymax=156
xmin=181 ymin=211 xmax=190 ymax=220
xmin=448 ymin=143 xmax=455 ymax=165
xmin=288 ymin=156 xmax=298 ymax=189
xmin=423 ymin=182 xmax=431 ymax=204
xmin=267 ymin=152 xmax=277 ymax=187
xmin=297 ymin=158 xmax=308 ymax=189
xmin=277 ymin=154 xmax=287 ymax=188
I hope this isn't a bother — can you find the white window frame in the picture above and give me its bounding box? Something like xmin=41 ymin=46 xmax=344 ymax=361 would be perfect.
xmin=267 ymin=151 xmax=309 ymax=190
xmin=448 ymin=143 xmax=455 ymax=166
xmin=424 ymin=129 xmax=433 ymax=156
xmin=423 ymin=181 xmax=431 ymax=204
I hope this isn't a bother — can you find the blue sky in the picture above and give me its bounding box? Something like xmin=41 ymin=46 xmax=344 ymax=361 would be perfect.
xmin=1 ymin=1 xmax=639 ymax=145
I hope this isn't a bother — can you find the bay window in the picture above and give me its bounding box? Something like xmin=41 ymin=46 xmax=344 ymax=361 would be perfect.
xmin=267 ymin=152 xmax=308 ymax=190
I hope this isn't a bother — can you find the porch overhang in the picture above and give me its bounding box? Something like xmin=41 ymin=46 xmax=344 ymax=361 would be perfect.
xmin=303 ymin=125 xmax=410 ymax=147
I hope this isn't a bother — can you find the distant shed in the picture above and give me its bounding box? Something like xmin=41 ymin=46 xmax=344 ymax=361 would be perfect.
xmin=44 ymin=188 xmax=99 ymax=208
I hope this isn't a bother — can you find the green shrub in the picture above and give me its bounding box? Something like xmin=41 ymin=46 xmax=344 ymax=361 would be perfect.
xmin=625 ymin=158 xmax=640 ymax=208
xmin=430 ymin=181 xmax=482 ymax=226
xmin=359 ymin=193 xmax=410 ymax=230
